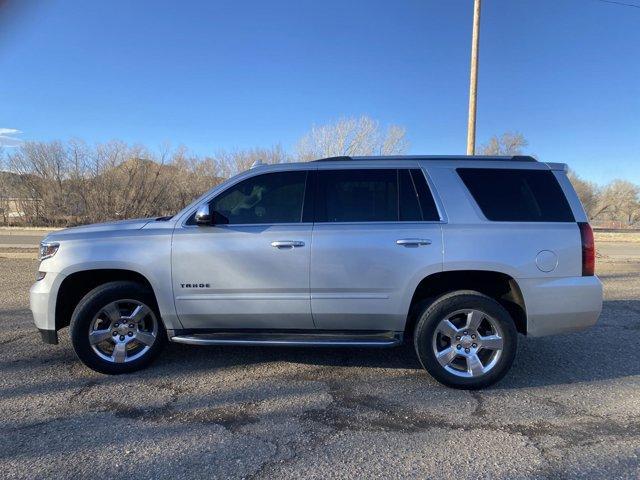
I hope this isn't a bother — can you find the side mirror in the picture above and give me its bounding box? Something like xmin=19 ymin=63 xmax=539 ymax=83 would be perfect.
xmin=194 ymin=204 xmax=212 ymax=225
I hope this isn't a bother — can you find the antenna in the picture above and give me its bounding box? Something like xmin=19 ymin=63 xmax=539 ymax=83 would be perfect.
xmin=251 ymin=160 xmax=265 ymax=168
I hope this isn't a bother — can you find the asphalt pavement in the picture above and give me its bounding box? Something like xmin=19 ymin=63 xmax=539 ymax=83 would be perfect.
xmin=0 ymin=230 xmax=47 ymax=249
xmin=0 ymin=244 xmax=638 ymax=479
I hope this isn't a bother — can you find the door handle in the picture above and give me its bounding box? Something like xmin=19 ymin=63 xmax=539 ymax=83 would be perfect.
xmin=271 ymin=240 xmax=305 ymax=249
xmin=396 ymin=238 xmax=432 ymax=247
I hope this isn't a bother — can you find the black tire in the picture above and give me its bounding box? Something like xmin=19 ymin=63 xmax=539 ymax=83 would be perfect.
xmin=413 ymin=290 xmax=517 ymax=390
xmin=70 ymin=281 xmax=166 ymax=374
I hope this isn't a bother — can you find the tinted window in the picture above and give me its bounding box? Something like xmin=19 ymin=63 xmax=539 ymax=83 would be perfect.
xmin=314 ymin=168 xmax=440 ymax=223
xmin=301 ymin=170 xmax=316 ymax=223
xmin=457 ymin=168 xmax=574 ymax=222
xmin=210 ymin=171 xmax=307 ymax=224
xmin=399 ymin=169 xmax=421 ymax=221
xmin=410 ymin=169 xmax=440 ymax=221
xmin=316 ymin=169 xmax=397 ymax=222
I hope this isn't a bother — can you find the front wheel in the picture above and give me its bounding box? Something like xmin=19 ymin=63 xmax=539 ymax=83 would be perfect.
xmin=413 ymin=290 xmax=517 ymax=389
xmin=70 ymin=281 xmax=166 ymax=374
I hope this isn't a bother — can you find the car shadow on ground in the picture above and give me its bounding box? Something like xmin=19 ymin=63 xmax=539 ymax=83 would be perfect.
xmin=150 ymin=298 xmax=640 ymax=390
xmin=2 ymin=298 xmax=638 ymax=396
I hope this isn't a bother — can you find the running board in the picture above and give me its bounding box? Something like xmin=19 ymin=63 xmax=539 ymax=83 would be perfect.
xmin=170 ymin=330 xmax=403 ymax=348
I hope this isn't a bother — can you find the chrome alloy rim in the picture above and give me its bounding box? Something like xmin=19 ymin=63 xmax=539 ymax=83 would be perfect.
xmin=432 ymin=309 xmax=504 ymax=378
xmin=89 ymin=299 xmax=158 ymax=364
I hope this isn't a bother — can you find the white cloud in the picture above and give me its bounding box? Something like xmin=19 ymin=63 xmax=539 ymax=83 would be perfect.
xmin=0 ymin=128 xmax=23 ymax=147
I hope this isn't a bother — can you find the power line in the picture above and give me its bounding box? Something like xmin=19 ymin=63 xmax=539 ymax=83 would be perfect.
xmin=592 ymin=0 xmax=640 ymax=9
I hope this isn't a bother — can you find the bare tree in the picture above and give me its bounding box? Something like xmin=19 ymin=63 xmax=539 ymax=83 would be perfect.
xmin=86 ymin=141 xmax=176 ymax=221
xmin=594 ymin=180 xmax=640 ymax=225
xmin=0 ymin=149 xmax=9 ymax=224
xmin=568 ymin=170 xmax=599 ymax=219
xmin=8 ymin=141 xmax=73 ymax=224
xmin=9 ymin=127 xmax=637 ymax=229
xmin=65 ymin=139 xmax=91 ymax=224
xmin=296 ymin=116 xmax=409 ymax=161
xmin=215 ymin=145 xmax=290 ymax=177
xmin=480 ymin=132 xmax=528 ymax=156
xmin=7 ymin=141 xmax=180 ymax=224
xmin=166 ymin=147 xmax=225 ymax=210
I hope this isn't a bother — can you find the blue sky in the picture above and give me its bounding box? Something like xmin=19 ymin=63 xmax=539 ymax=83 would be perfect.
xmin=1 ymin=0 xmax=638 ymax=184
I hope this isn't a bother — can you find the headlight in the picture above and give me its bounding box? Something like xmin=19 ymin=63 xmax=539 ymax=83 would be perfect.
xmin=39 ymin=242 xmax=60 ymax=260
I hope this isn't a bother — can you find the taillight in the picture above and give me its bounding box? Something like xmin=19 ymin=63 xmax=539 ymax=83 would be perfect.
xmin=578 ymin=222 xmax=595 ymax=276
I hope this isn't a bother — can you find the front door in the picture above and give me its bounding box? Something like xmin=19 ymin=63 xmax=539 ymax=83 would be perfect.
xmin=172 ymin=169 xmax=314 ymax=330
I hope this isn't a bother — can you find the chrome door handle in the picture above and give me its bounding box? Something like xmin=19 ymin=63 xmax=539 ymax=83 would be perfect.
xmin=396 ymin=238 xmax=431 ymax=247
xmin=271 ymin=240 xmax=305 ymax=249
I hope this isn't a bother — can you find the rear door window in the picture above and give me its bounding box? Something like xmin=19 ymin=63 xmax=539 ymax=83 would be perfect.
xmin=457 ymin=168 xmax=574 ymax=222
xmin=315 ymin=168 xmax=440 ymax=222
xmin=399 ymin=169 xmax=422 ymax=221
xmin=315 ymin=169 xmax=397 ymax=222
xmin=410 ymin=169 xmax=440 ymax=221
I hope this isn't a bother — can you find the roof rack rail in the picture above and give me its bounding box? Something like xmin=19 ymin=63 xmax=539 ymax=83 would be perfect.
xmin=510 ymin=155 xmax=537 ymax=163
xmin=312 ymin=156 xmax=353 ymax=162
xmin=312 ymin=155 xmax=537 ymax=163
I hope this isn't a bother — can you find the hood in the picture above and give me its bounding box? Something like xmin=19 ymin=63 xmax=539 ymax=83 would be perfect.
xmin=43 ymin=218 xmax=155 ymax=242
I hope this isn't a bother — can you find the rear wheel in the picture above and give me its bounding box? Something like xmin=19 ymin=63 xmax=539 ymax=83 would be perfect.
xmin=70 ymin=281 xmax=166 ymax=374
xmin=413 ymin=290 xmax=517 ymax=389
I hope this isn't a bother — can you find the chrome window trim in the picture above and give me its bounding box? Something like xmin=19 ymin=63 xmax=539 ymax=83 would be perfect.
xmin=181 ymin=220 xmax=446 ymax=229
xmin=181 ymin=222 xmax=315 ymax=229
xmin=312 ymin=220 xmax=447 ymax=225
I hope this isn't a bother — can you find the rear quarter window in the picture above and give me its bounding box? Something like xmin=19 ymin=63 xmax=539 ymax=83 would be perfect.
xmin=457 ymin=168 xmax=574 ymax=222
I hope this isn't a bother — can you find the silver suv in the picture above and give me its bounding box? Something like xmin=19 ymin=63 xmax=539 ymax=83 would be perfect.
xmin=30 ymin=156 xmax=603 ymax=389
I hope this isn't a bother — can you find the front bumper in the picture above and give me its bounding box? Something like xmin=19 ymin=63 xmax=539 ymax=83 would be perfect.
xmin=519 ymin=275 xmax=603 ymax=337
xmin=30 ymin=271 xmax=64 ymax=344
xmin=38 ymin=328 xmax=58 ymax=344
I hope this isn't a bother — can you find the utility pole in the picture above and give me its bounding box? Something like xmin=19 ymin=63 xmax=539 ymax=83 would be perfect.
xmin=466 ymin=0 xmax=481 ymax=155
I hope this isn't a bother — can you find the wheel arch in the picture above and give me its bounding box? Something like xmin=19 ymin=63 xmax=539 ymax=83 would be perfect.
xmin=55 ymin=268 xmax=159 ymax=332
xmin=404 ymin=270 xmax=527 ymax=337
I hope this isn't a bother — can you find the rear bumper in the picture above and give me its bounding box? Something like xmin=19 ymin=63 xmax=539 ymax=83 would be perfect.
xmin=519 ymin=275 xmax=603 ymax=337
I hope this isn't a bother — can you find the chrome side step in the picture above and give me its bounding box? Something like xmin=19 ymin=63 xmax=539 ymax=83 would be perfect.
xmin=170 ymin=330 xmax=402 ymax=348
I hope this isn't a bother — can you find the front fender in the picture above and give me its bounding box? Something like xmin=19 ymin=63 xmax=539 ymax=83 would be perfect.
xmin=40 ymin=227 xmax=181 ymax=331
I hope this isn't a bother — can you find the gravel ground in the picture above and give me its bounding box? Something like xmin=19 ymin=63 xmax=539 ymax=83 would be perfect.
xmin=0 ymin=254 xmax=638 ymax=479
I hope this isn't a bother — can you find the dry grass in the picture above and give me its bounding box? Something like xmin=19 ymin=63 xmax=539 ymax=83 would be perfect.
xmin=594 ymin=231 xmax=640 ymax=243
xmin=0 ymin=226 xmax=62 ymax=234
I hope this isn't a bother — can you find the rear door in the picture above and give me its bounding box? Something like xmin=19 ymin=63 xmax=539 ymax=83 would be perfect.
xmin=309 ymin=165 xmax=444 ymax=332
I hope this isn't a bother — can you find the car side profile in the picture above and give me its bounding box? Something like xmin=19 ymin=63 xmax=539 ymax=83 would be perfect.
xmin=30 ymin=155 xmax=603 ymax=389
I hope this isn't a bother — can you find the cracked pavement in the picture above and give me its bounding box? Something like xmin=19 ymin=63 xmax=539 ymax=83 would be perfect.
xmin=0 ymin=248 xmax=639 ymax=479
